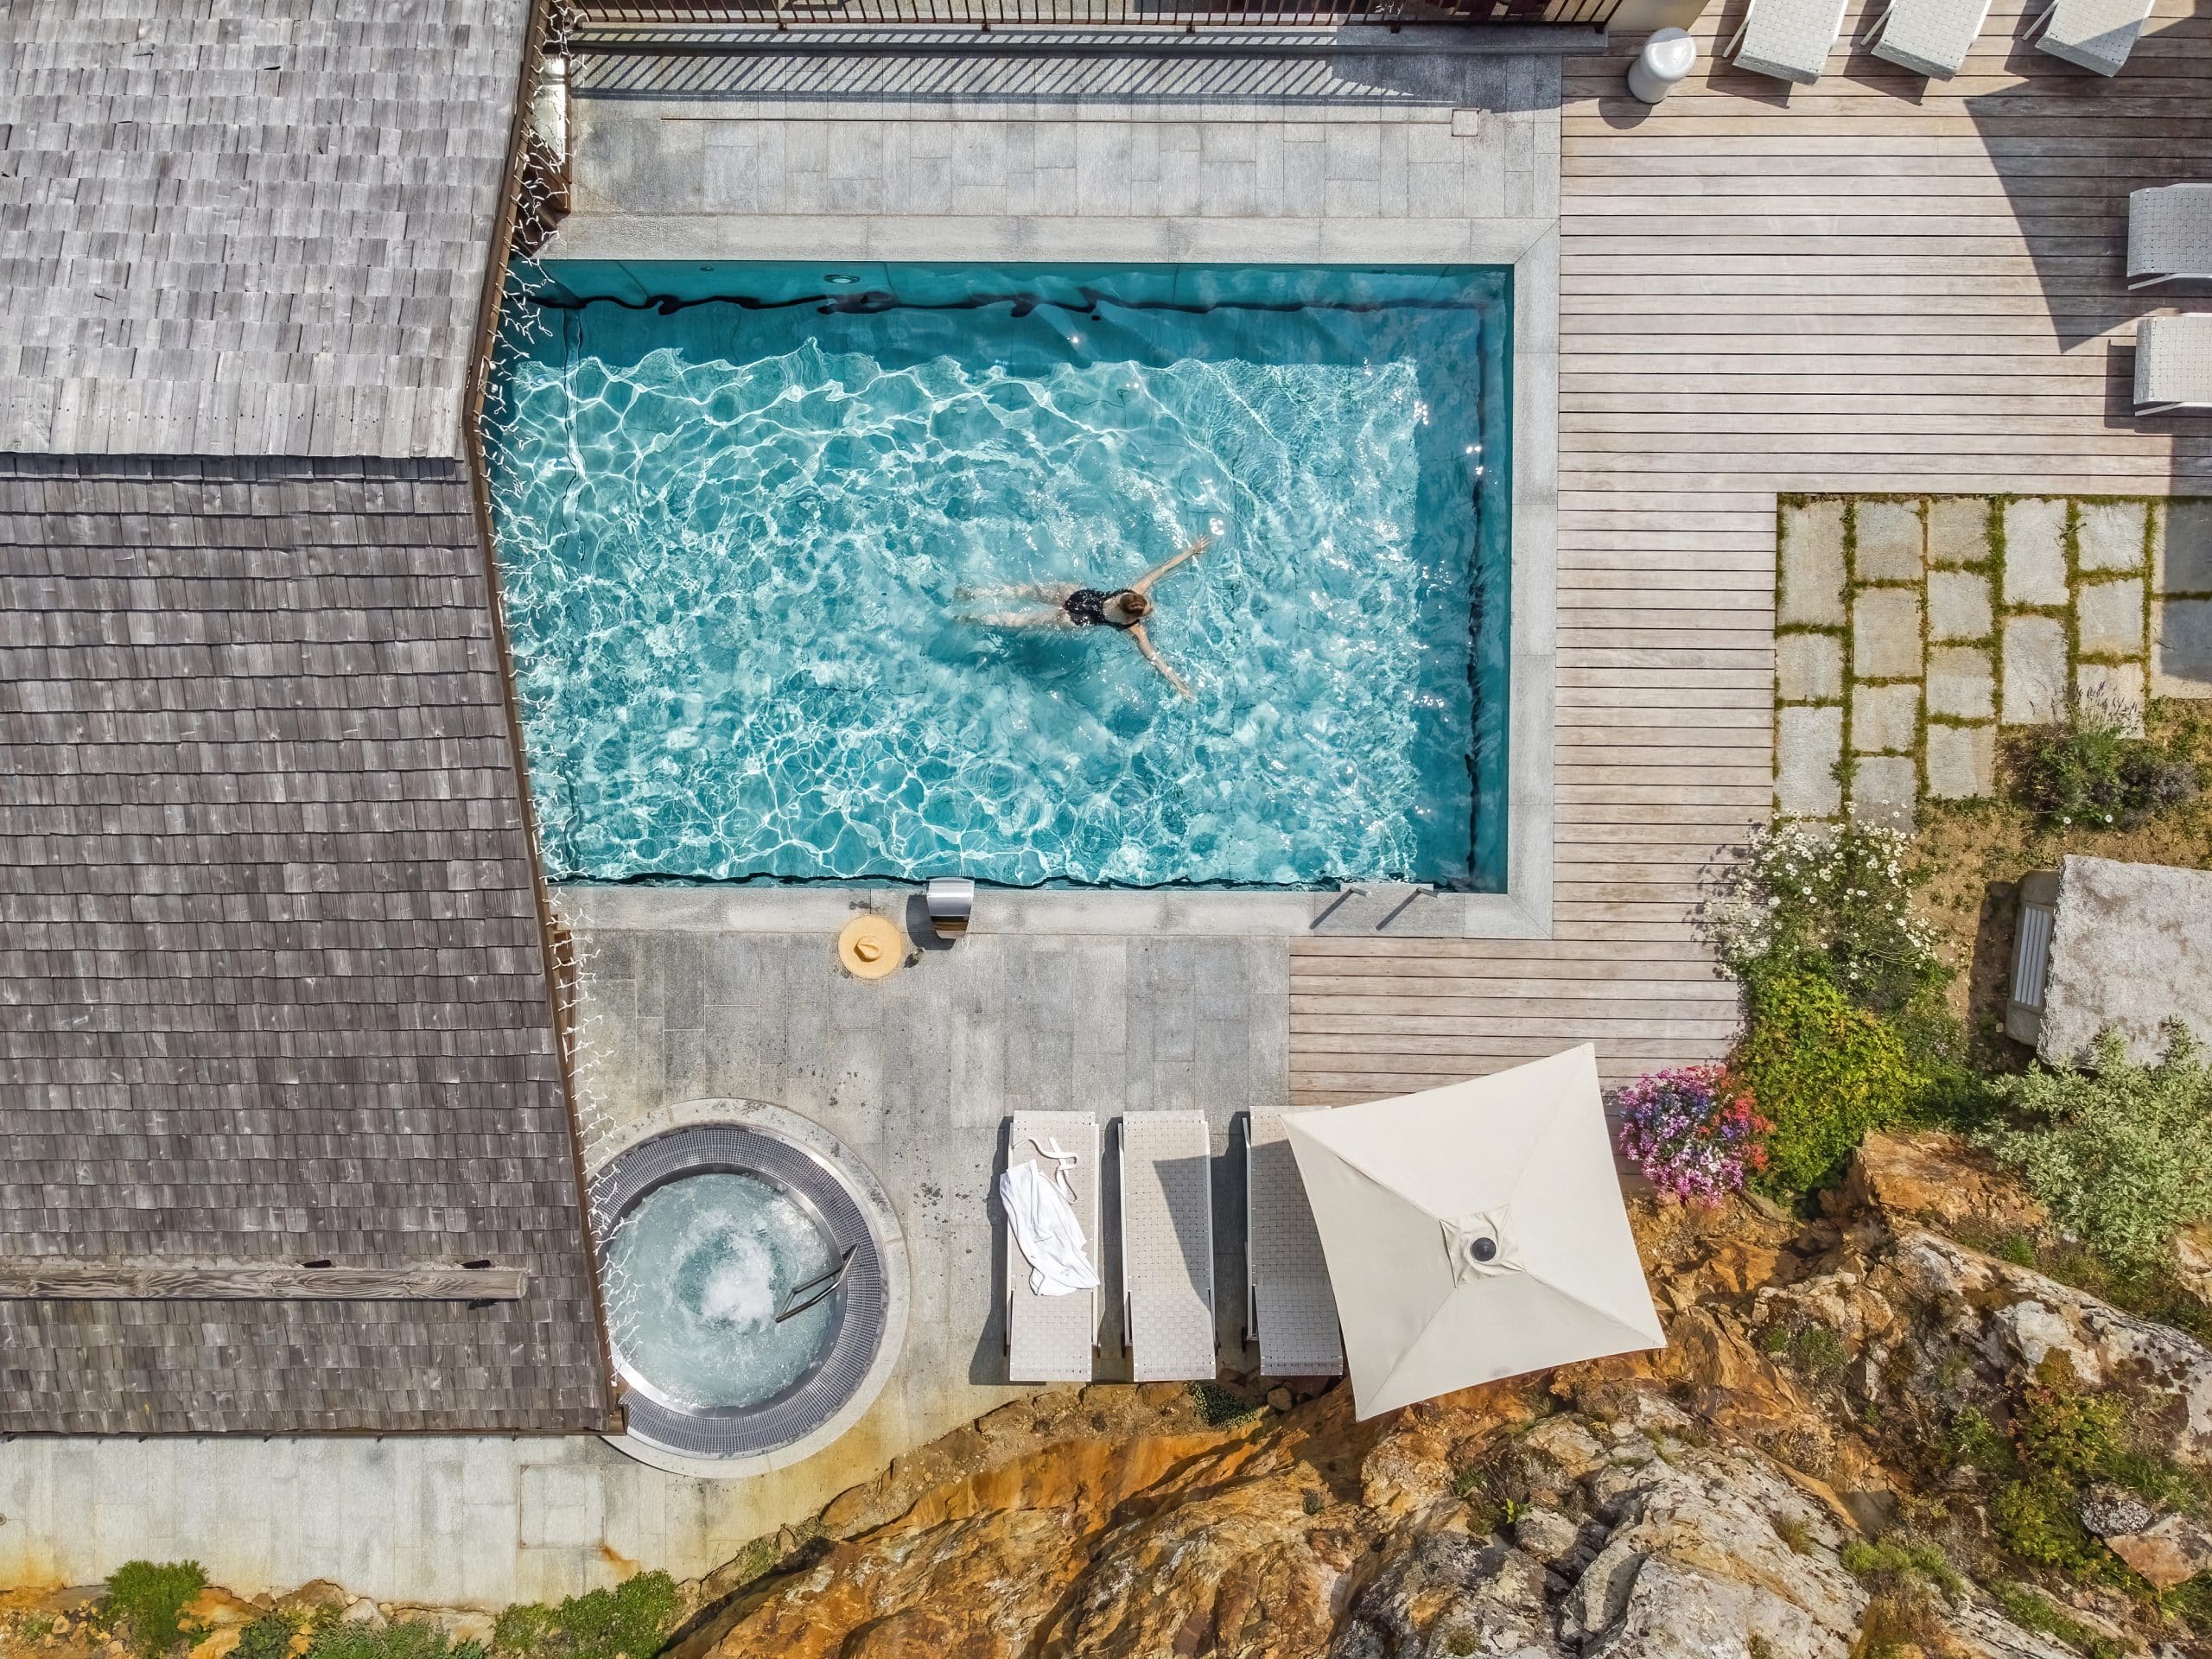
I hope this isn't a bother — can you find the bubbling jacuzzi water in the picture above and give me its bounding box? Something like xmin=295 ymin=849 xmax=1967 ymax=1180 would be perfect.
xmin=602 ymin=1171 xmax=842 ymax=1411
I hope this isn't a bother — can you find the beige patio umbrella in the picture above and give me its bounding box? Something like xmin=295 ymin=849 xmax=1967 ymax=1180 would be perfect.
xmin=1283 ymin=1044 xmax=1665 ymax=1420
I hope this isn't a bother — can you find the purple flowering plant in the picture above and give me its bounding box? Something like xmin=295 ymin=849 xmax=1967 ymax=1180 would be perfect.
xmin=1615 ymin=1065 xmax=1771 ymax=1206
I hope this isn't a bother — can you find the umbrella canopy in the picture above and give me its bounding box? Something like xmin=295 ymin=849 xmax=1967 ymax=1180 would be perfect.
xmin=1284 ymin=1045 xmax=1665 ymax=1419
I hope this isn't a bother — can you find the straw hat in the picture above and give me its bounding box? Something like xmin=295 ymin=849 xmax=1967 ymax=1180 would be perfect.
xmin=836 ymin=913 xmax=907 ymax=981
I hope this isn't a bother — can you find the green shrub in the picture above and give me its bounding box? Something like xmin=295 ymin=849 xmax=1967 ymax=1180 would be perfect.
xmin=1979 ymin=1363 xmax=2209 ymax=1586
xmin=233 ymin=1615 xmax=299 ymax=1659
xmin=492 ymin=1573 xmax=678 ymax=1659
xmin=1710 ymin=823 xmax=1948 ymax=1018
xmin=307 ymin=1620 xmax=484 ymax=1659
xmin=1944 ymin=1407 xmax=2018 ymax=1479
xmin=103 ymin=1561 xmax=208 ymax=1656
xmin=2012 ymin=702 xmax=2197 ymax=832
xmin=1980 ymin=1023 xmax=2212 ymax=1270
xmin=1759 ymin=1319 xmax=1851 ymax=1386
xmin=1189 ymin=1381 xmax=1265 ymax=1428
xmin=1733 ymin=970 xmax=1924 ymax=1195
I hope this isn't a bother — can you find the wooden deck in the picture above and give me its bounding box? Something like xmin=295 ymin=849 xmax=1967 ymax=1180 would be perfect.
xmin=1289 ymin=0 xmax=2212 ymax=1103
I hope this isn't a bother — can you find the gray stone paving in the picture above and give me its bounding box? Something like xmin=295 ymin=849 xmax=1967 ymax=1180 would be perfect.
xmin=1927 ymin=645 xmax=1996 ymax=721
xmin=1928 ymin=569 xmax=1992 ymax=643
xmin=2003 ymin=614 xmax=2069 ymax=726
xmin=1853 ymin=500 xmax=1925 ymax=582
xmin=1777 ymin=704 xmax=1844 ymax=818
xmin=2003 ymin=498 xmax=2069 ymax=605
xmin=2077 ymin=578 xmax=2146 ymax=659
xmin=1778 ymin=499 xmax=1847 ymax=626
xmin=1853 ymin=587 xmax=1923 ymax=680
xmin=558 ymin=41 xmax=1565 ymax=261
xmin=1774 ymin=495 xmax=2212 ymax=825
xmin=1853 ymin=683 xmax=1920 ymax=753
xmin=1777 ymin=632 xmax=1844 ymax=702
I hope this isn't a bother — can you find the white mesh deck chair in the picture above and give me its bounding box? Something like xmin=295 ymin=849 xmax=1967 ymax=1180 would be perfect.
xmin=1006 ymin=1112 xmax=1101 ymax=1384
xmin=1859 ymin=0 xmax=1992 ymax=76
xmin=1724 ymin=0 xmax=1850 ymax=83
xmin=2135 ymin=314 xmax=2212 ymax=415
xmin=1245 ymin=1111 xmax=1344 ymax=1378
xmin=2130 ymin=187 xmax=2212 ymax=289
xmin=1118 ymin=1111 xmax=1216 ymax=1382
xmin=2027 ymin=0 xmax=2154 ymax=75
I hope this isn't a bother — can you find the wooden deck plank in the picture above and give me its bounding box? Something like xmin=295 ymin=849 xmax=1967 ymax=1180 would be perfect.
xmin=1288 ymin=0 xmax=2212 ymax=1104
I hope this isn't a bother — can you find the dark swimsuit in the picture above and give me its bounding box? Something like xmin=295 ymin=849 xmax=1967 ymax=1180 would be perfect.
xmin=1065 ymin=588 xmax=1138 ymax=629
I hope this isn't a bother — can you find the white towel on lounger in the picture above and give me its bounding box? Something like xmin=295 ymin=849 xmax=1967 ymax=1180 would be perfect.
xmin=1000 ymin=1157 xmax=1099 ymax=1297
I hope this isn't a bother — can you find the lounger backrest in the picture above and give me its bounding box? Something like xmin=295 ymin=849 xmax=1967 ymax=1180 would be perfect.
xmin=1730 ymin=0 xmax=1852 ymax=84
xmin=2033 ymin=0 xmax=2154 ymax=76
xmin=1866 ymin=0 xmax=1993 ymax=79
xmin=1007 ymin=1110 xmax=1100 ymax=1384
xmin=1121 ymin=1111 xmax=1216 ymax=1383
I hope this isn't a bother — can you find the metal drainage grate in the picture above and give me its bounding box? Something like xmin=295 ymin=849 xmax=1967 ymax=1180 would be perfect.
xmin=591 ymin=1122 xmax=889 ymax=1459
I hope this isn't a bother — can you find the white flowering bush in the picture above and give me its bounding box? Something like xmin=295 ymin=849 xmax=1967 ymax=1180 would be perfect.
xmin=1706 ymin=822 xmax=1945 ymax=1015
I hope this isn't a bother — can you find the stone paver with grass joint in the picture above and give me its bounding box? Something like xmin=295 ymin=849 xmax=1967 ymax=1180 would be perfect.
xmin=1773 ymin=494 xmax=2212 ymax=827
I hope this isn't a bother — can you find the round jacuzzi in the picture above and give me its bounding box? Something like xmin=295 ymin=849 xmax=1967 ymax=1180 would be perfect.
xmin=591 ymin=1121 xmax=895 ymax=1463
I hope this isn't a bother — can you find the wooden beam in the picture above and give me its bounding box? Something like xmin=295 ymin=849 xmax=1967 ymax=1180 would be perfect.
xmin=0 ymin=1262 xmax=531 ymax=1302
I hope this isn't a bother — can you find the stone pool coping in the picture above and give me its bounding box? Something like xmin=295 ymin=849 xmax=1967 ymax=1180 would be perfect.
xmin=542 ymin=31 xmax=1560 ymax=938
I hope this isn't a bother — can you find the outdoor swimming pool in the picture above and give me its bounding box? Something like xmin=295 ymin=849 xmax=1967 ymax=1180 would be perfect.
xmin=488 ymin=262 xmax=1510 ymax=889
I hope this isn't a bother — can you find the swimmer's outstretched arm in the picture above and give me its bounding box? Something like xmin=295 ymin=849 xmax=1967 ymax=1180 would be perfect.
xmin=1131 ymin=535 xmax=1212 ymax=595
xmin=1128 ymin=624 xmax=1194 ymax=700
xmin=957 ymin=582 xmax=1078 ymax=602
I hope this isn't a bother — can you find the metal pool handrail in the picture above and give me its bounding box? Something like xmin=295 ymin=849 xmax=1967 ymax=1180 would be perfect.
xmin=576 ymin=0 xmax=1622 ymax=29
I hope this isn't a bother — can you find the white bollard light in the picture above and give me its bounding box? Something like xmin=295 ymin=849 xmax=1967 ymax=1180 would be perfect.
xmin=1628 ymin=28 xmax=1698 ymax=104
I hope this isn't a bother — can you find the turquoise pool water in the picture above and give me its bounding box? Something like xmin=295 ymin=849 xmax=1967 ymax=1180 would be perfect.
xmin=488 ymin=262 xmax=1510 ymax=889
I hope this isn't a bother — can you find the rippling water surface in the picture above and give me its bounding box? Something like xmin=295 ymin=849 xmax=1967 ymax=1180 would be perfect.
xmin=602 ymin=1172 xmax=841 ymax=1412
xmin=488 ymin=264 xmax=1506 ymax=887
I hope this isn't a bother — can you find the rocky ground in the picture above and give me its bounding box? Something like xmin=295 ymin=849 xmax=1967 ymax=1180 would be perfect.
xmin=10 ymin=1133 xmax=2212 ymax=1659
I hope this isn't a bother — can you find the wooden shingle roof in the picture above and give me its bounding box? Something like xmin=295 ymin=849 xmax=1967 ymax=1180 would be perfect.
xmin=0 ymin=0 xmax=529 ymax=457
xmin=0 ymin=454 xmax=613 ymax=1433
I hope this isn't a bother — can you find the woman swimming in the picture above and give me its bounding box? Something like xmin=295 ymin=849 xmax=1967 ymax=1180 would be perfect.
xmin=963 ymin=535 xmax=1212 ymax=699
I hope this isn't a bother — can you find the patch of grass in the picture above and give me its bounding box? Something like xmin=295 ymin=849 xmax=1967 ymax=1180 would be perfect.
xmin=1774 ymin=1515 xmax=1815 ymax=1555
xmin=102 ymin=1561 xmax=208 ymax=1657
xmin=1851 ymin=1592 xmax=1948 ymax=1659
xmin=1986 ymin=1580 xmax=2126 ymax=1659
xmin=1760 ymin=1319 xmax=1851 ymax=1387
xmin=1840 ymin=1537 xmax=1965 ymax=1600
xmin=491 ymin=1574 xmax=678 ymax=1659
xmin=16 ymin=1615 xmax=58 ymax=1643
xmin=308 ymin=1622 xmax=483 ymax=1659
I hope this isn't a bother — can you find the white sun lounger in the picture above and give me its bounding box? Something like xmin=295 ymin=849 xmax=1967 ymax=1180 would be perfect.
xmin=2130 ymin=186 xmax=2212 ymax=289
xmin=2134 ymin=314 xmax=2212 ymax=416
xmin=1118 ymin=1112 xmax=1216 ymax=1382
xmin=1725 ymin=0 xmax=1850 ymax=83
xmin=2027 ymin=0 xmax=2154 ymax=75
xmin=1245 ymin=1111 xmax=1344 ymax=1379
xmin=1006 ymin=1111 xmax=1101 ymax=1384
xmin=1859 ymin=0 xmax=1992 ymax=77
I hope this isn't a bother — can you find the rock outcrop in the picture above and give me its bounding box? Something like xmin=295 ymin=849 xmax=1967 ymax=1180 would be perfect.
xmin=12 ymin=1135 xmax=2211 ymax=1659
xmin=676 ymin=1133 xmax=2212 ymax=1659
